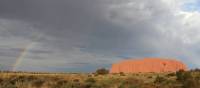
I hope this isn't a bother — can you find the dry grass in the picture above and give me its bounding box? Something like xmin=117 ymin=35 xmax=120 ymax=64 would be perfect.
xmin=0 ymin=71 xmax=200 ymax=88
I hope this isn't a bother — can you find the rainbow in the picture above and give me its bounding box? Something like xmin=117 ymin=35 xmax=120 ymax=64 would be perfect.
xmin=12 ymin=42 xmax=35 ymax=71
xmin=12 ymin=32 xmax=42 ymax=71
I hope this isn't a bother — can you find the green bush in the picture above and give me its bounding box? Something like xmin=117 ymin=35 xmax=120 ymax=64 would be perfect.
xmin=95 ymin=68 xmax=109 ymax=75
xmin=182 ymin=78 xmax=199 ymax=88
xmin=57 ymin=80 xmax=68 ymax=85
xmin=176 ymin=71 xmax=192 ymax=82
xmin=85 ymin=78 xmax=96 ymax=83
xmin=176 ymin=70 xmax=200 ymax=88
xmin=64 ymin=82 xmax=82 ymax=88
xmin=119 ymin=72 xmax=125 ymax=76
xmin=191 ymin=68 xmax=200 ymax=72
xmin=0 ymin=83 xmax=16 ymax=88
xmin=154 ymin=76 xmax=166 ymax=83
xmin=167 ymin=72 xmax=176 ymax=77
xmin=84 ymin=77 xmax=96 ymax=88
xmin=119 ymin=78 xmax=143 ymax=88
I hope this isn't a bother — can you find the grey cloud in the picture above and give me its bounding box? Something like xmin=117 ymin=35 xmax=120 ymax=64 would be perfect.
xmin=0 ymin=48 xmax=20 ymax=57
xmin=0 ymin=0 xmax=199 ymax=72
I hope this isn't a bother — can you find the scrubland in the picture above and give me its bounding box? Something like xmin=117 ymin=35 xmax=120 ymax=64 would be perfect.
xmin=0 ymin=69 xmax=200 ymax=88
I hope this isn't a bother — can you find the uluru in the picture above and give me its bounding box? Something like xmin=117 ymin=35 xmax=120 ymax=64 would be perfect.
xmin=110 ymin=58 xmax=187 ymax=73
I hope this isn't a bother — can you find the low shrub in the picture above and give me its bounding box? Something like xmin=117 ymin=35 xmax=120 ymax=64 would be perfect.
xmin=154 ymin=76 xmax=166 ymax=83
xmin=84 ymin=78 xmax=96 ymax=88
xmin=119 ymin=77 xmax=143 ymax=88
xmin=95 ymin=68 xmax=109 ymax=75
xmin=176 ymin=71 xmax=191 ymax=82
xmin=167 ymin=72 xmax=176 ymax=77
xmin=119 ymin=72 xmax=125 ymax=76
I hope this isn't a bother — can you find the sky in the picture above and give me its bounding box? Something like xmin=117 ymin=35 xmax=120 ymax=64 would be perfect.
xmin=0 ymin=0 xmax=200 ymax=72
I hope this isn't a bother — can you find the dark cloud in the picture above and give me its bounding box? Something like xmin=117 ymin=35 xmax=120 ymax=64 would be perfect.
xmin=0 ymin=0 xmax=199 ymax=72
xmin=0 ymin=48 xmax=20 ymax=57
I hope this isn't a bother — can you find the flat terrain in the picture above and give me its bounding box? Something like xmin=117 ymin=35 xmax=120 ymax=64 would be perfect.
xmin=0 ymin=71 xmax=200 ymax=88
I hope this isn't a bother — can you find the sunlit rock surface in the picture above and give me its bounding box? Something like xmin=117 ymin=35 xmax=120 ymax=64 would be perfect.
xmin=110 ymin=58 xmax=187 ymax=73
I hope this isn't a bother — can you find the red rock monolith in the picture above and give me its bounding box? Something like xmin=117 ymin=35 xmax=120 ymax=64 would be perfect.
xmin=110 ymin=58 xmax=187 ymax=73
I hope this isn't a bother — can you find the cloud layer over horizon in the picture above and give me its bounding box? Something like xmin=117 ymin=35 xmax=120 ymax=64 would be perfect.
xmin=0 ymin=0 xmax=200 ymax=72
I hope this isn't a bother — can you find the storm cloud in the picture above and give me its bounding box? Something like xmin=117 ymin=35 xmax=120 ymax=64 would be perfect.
xmin=0 ymin=0 xmax=200 ymax=72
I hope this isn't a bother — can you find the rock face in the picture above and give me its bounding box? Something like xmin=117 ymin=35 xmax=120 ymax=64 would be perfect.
xmin=110 ymin=58 xmax=187 ymax=73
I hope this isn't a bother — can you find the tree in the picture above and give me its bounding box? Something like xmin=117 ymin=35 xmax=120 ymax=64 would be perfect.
xmin=95 ymin=68 xmax=109 ymax=75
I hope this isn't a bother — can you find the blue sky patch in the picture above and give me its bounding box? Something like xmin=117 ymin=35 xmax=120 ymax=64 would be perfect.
xmin=183 ymin=1 xmax=200 ymax=12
